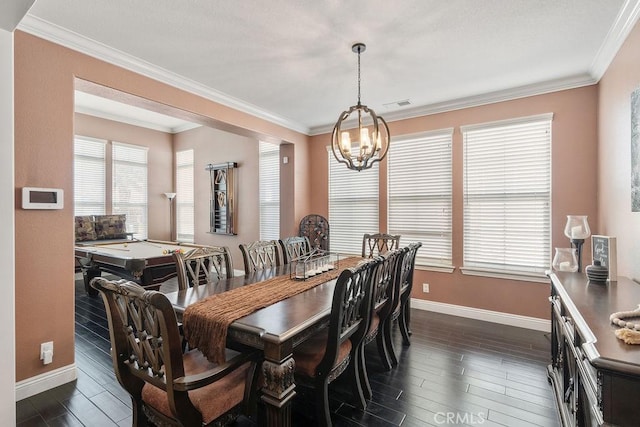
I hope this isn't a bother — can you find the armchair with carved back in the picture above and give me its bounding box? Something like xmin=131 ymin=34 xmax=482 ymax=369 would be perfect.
xmin=90 ymin=277 xmax=258 ymax=426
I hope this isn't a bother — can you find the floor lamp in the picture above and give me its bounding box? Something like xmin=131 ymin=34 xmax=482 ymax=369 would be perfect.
xmin=164 ymin=192 xmax=176 ymax=241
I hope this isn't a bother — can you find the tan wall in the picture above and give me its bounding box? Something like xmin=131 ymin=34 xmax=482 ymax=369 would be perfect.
xmin=310 ymin=86 xmax=599 ymax=319
xmin=173 ymin=126 xmax=259 ymax=267
xmin=14 ymin=31 xmax=309 ymax=382
xmin=598 ymin=19 xmax=640 ymax=281
xmin=74 ymin=113 xmax=174 ymax=240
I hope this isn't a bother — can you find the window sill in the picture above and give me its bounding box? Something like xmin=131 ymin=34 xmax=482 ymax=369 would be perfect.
xmin=460 ymin=267 xmax=548 ymax=283
xmin=416 ymin=264 xmax=455 ymax=273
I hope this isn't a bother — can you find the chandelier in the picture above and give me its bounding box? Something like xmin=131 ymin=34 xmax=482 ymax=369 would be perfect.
xmin=331 ymin=43 xmax=390 ymax=171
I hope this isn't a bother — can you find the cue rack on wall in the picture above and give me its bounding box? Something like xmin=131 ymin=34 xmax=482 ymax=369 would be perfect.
xmin=206 ymin=162 xmax=238 ymax=235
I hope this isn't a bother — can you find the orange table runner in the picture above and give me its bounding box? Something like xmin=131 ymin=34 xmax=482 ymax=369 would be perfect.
xmin=183 ymin=257 xmax=364 ymax=363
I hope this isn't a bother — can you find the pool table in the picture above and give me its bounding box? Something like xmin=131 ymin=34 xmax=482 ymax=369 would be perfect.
xmin=75 ymin=240 xmax=198 ymax=295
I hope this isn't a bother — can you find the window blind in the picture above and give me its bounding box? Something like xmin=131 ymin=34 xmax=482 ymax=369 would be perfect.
xmin=176 ymin=149 xmax=194 ymax=242
xmin=74 ymin=136 xmax=106 ymax=216
xmin=259 ymin=141 xmax=280 ymax=240
xmin=112 ymin=142 xmax=148 ymax=239
xmin=462 ymin=114 xmax=552 ymax=276
xmin=388 ymin=129 xmax=453 ymax=267
xmin=328 ymin=148 xmax=379 ymax=255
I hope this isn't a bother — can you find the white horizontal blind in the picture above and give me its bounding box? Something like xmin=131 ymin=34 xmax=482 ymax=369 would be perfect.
xmin=112 ymin=142 xmax=148 ymax=239
xmin=74 ymin=136 xmax=106 ymax=216
xmin=462 ymin=114 xmax=552 ymax=275
xmin=176 ymin=149 xmax=194 ymax=242
xmin=259 ymin=141 xmax=280 ymax=240
xmin=328 ymin=148 xmax=379 ymax=255
xmin=388 ymin=130 xmax=453 ymax=267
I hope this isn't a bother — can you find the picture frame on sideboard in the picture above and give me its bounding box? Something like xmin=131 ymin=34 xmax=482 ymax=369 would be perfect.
xmin=591 ymin=235 xmax=617 ymax=282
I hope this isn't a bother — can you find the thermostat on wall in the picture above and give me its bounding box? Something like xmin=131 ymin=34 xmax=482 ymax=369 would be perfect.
xmin=22 ymin=187 xmax=64 ymax=210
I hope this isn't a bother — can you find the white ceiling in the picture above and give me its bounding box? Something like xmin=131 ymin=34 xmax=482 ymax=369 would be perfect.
xmin=16 ymin=0 xmax=640 ymax=135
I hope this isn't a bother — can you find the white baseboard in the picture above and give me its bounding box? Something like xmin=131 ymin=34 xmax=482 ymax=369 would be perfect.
xmin=15 ymin=364 xmax=77 ymax=401
xmin=411 ymin=298 xmax=551 ymax=332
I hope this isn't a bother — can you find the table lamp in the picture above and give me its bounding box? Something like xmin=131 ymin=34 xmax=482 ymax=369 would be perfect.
xmin=563 ymin=215 xmax=590 ymax=272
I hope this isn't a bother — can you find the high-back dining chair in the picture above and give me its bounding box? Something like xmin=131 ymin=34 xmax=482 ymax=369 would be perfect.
xmin=90 ymin=277 xmax=258 ymax=427
xmin=385 ymin=242 xmax=422 ymax=368
xmin=292 ymin=258 xmax=379 ymax=427
xmin=358 ymin=247 xmax=405 ymax=400
xmin=278 ymin=236 xmax=312 ymax=264
xmin=173 ymin=245 xmax=234 ymax=290
xmin=362 ymin=233 xmax=401 ymax=258
xmin=396 ymin=242 xmax=422 ymax=346
xmin=239 ymin=240 xmax=282 ymax=275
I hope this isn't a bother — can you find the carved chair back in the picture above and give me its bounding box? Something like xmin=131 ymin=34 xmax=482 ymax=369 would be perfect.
xmin=173 ymin=245 xmax=234 ymax=290
xmin=239 ymin=240 xmax=282 ymax=275
xmin=362 ymin=233 xmax=401 ymax=258
xmin=278 ymin=236 xmax=312 ymax=264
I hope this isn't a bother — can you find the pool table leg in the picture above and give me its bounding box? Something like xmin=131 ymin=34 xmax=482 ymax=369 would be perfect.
xmin=83 ymin=268 xmax=101 ymax=296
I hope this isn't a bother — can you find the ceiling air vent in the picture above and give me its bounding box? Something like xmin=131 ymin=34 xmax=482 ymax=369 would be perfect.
xmin=383 ymin=99 xmax=411 ymax=108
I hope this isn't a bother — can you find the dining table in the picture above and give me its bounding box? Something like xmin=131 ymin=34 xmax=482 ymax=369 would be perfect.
xmin=162 ymin=258 xmax=363 ymax=427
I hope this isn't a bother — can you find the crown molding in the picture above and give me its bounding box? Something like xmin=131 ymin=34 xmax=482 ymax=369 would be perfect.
xmin=17 ymin=14 xmax=310 ymax=135
xmin=309 ymin=73 xmax=597 ymax=136
xmin=74 ymin=106 xmax=200 ymax=134
xmin=590 ymin=0 xmax=640 ymax=80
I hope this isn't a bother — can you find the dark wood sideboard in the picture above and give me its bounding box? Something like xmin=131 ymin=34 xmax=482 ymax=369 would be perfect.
xmin=548 ymin=272 xmax=640 ymax=426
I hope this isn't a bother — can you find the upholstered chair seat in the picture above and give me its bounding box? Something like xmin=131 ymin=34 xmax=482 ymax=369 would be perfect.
xmin=293 ymin=330 xmax=353 ymax=378
xmin=141 ymin=350 xmax=252 ymax=425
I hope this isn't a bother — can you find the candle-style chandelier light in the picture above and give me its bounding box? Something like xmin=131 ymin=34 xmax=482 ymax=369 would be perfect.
xmin=331 ymin=43 xmax=390 ymax=171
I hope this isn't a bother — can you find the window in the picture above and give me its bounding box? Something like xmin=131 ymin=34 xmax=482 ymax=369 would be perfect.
xmin=112 ymin=142 xmax=148 ymax=239
xmin=176 ymin=149 xmax=194 ymax=242
xmin=259 ymin=141 xmax=280 ymax=240
xmin=74 ymin=136 xmax=106 ymax=216
xmin=388 ymin=129 xmax=453 ymax=268
xmin=328 ymin=149 xmax=379 ymax=255
xmin=462 ymin=113 xmax=552 ymax=278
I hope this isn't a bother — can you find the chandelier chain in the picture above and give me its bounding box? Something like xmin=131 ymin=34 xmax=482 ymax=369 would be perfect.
xmin=357 ymin=48 xmax=361 ymax=105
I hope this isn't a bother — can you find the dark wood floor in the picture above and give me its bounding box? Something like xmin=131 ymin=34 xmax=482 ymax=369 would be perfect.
xmin=16 ymin=277 xmax=560 ymax=426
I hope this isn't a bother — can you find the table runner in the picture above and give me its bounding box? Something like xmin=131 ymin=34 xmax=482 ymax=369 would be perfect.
xmin=183 ymin=257 xmax=364 ymax=363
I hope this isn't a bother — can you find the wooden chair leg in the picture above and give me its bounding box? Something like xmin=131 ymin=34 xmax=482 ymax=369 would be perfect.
xmin=399 ymin=301 xmax=412 ymax=345
xmin=358 ymin=342 xmax=372 ymax=400
xmin=347 ymin=352 xmax=367 ymax=411
xmin=316 ymin=378 xmax=332 ymax=427
xmin=383 ymin=317 xmax=399 ymax=368
xmin=131 ymin=400 xmax=148 ymax=427
xmin=375 ymin=328 xmax=393 ymax=371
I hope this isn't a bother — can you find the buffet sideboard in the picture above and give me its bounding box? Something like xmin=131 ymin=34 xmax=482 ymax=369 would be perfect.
xmin=548 ymin=272 xmax=640 ymax=426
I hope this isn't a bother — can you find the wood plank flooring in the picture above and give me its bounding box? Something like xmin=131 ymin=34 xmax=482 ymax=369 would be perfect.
xmin=16 ymin=277 xmax=560 ymax=426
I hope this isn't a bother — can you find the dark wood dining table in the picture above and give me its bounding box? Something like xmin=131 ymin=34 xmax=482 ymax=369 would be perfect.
xmin=162 ymin=264 xmax=340 ymax=427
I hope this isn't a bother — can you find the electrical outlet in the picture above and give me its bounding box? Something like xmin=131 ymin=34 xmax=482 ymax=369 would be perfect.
xmin=422 ymin=283 xmax=429 ymax=293
xmin=40 ymin=341 xmax=53 ymax=364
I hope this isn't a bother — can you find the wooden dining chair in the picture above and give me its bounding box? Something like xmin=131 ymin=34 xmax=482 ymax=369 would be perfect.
xmin=396 ymin=242 xmax=422 ymax=346
xmin=382 ymin=242 xmax=422 ymax=369
xmin=239 ymin=240 xmax=282 ymax=275
xmin=173 ymin=245 xmax=234 ymax=290
xmin=292 ymin=258 xmax=379 ymax=427
xmin=278 ymin=236 xmax=312 ymax=264
xmin=358 ymin=247 xmax=406 ymax=400
xmin=90 ymin=277 xmax=259 ymax=427
xmin=361 ymin=233 xmax=401 ymax=258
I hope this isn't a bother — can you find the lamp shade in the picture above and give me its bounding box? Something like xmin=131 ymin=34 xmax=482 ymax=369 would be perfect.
xmin=563 ymin=215 xmax=590 ymax=240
